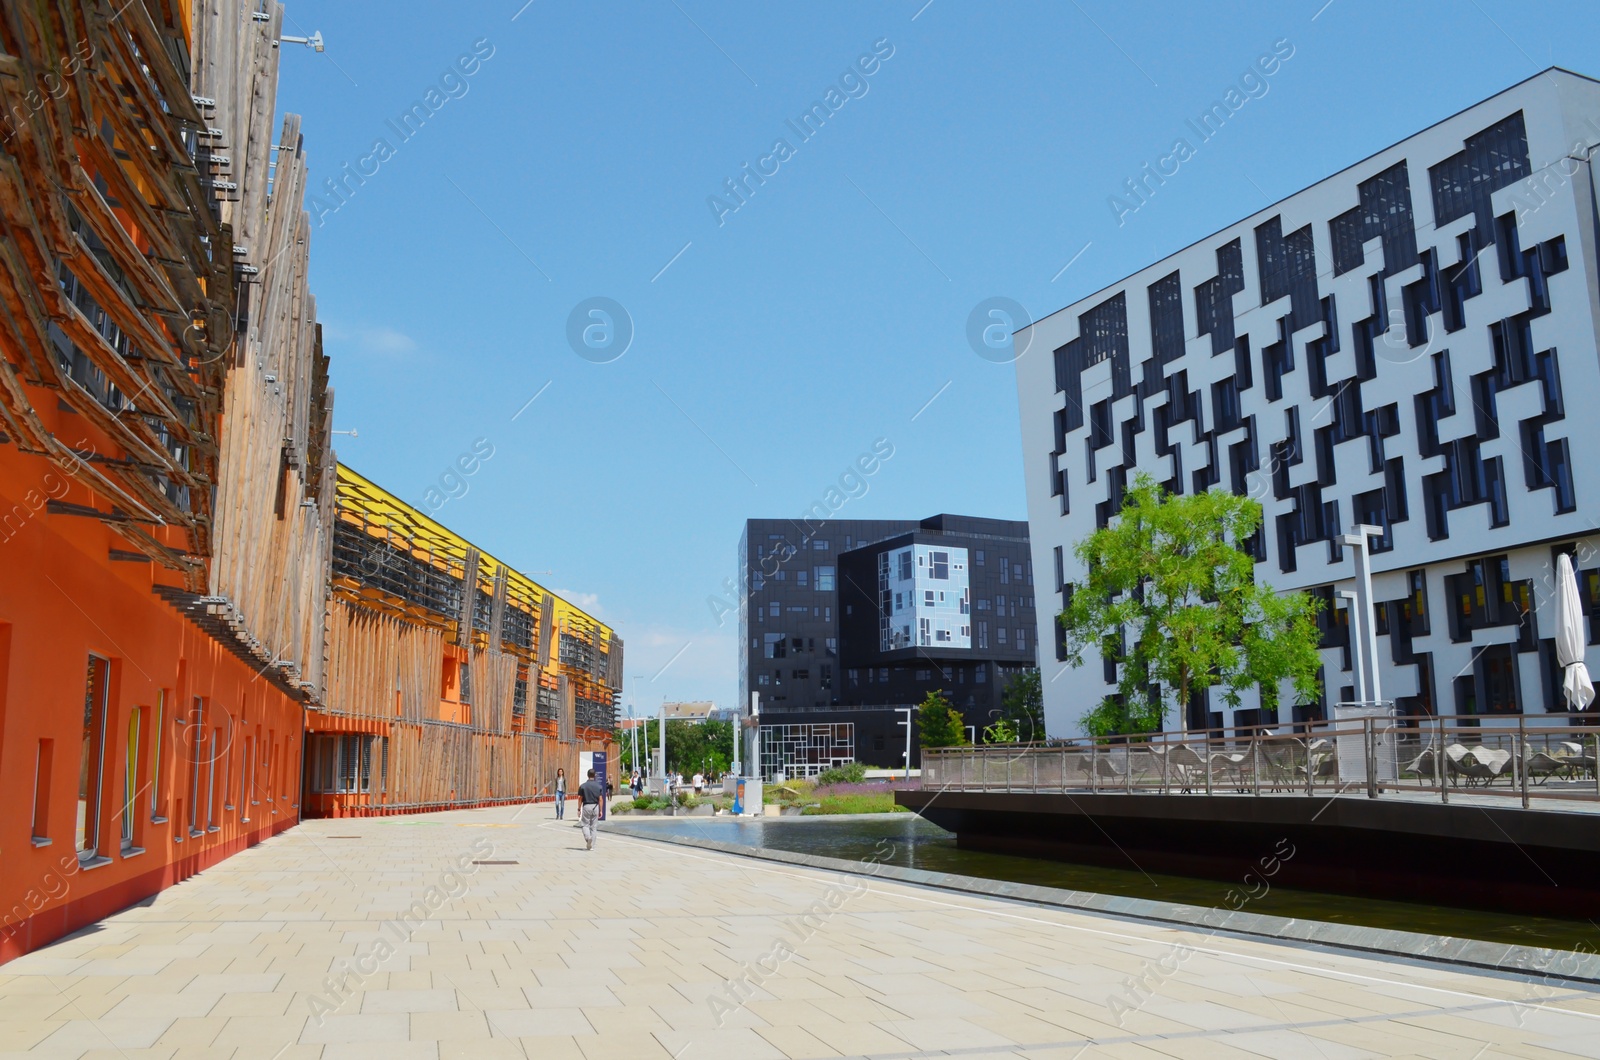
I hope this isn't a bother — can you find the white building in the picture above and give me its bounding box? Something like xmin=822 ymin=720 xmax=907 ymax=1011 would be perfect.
xmin=1016 ymin=68 xmax=1600 ymax=737
xmin=878 ymin=543 xmax=972 ymax=651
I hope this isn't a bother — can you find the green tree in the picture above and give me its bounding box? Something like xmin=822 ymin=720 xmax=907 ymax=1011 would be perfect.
xmin=982 ymin=717 xmax=1017 ymax=744
xmin=999 ymin=668 xmax=1043 ymax=740
xmin=618 ymin=719 xmax=735 ymax=774
xmin=1062 ymin=473 xmax=1322 ymax=737
xmin=916 ymin=690 xmax=965 ymax=749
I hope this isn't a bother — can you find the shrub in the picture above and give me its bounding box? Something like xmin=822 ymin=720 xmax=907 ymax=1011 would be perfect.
xmin=815 ymin=762 xmax=869 ymax=786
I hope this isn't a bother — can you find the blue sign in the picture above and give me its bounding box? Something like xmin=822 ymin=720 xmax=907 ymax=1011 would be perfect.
xmin=593 ymin=750 xmax=608 ymax=821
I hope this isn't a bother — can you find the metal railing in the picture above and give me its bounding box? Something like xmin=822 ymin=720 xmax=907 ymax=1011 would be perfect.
xmin=921 ymin=714 xmax=1600 ymax=810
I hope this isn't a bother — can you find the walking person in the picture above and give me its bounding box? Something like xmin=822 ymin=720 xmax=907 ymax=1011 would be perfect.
xmin=578 ymin=768 xmax=606 ymax=850
xmin=553 ymin=767 xmax=566 ymax=820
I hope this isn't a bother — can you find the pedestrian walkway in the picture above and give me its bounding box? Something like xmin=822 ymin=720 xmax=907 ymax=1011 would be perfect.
xmin=1 ymin=806 xmax=1596 ymax=1059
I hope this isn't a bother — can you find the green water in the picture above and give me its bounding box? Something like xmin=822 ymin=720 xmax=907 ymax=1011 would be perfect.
xmin=614 ymin=814 xmax=1600 ymax=953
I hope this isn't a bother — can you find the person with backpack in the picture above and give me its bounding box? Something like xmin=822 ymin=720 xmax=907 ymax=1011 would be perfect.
xmin=578 ymin=768 xmax=606 ymax=849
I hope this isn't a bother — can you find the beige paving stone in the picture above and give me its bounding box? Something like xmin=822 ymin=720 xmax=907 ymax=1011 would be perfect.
xmin=482 ymin=1007 xmax=594 ymax=1037
xmin=573 ymin=1029 xmax=677 ymax=1059
xmin=752 ymin=1023 xmax=859 ymax=1060
xmin=408 ymin=1009 xmax=489 ymax=1041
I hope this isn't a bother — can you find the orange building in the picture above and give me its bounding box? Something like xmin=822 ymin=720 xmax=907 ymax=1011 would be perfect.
xmin=0 ymin=3 xmax=333 ymax=962
xmin=311 ymin=466 xmax=621 ymax=817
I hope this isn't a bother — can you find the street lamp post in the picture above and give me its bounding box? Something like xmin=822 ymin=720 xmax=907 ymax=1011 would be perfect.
xmin=895 ymin=707 xmax=913 ymax=779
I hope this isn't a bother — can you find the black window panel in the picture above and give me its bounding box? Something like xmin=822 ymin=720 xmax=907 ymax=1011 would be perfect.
xmin=1194 ymin=239 xmax=1245 ymax=356
xmin=1055 ymin=291 xmax=1129 ymax=430
xmin=1255 ymin=216 xmax=1321 ymax=331
xmin=1233 ymin=336 xmax=1253 ymax=390
xmin=1262 ymin=316 xmax=1295 ymax=402
xmin=1148 ymin=271 xmax=1185 ymax=364
xmin=1329 ymin=161 xmax=1418 ymax=277
xmin=1430 ymin=111 xmax=1530 ymax=235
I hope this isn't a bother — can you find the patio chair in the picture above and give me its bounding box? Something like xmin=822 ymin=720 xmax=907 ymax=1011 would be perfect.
xmin=1444 ymin=743 xmax=1477 ymax=786
xmin=1165 ymin=744 xmax=1208 ymax=792
xmin=1260 ymin=741 xmax=1301 ymax=791
xmin=1209 ymin=744 xmax=1254 ymax=792
xmin=1094 ymin=754 xmax=1128 ymax=782
xmin=1474 ymin=746 xmax=1513 ymax=785
xmin=1523 ymin=749 xmax=1565 ymax=786
xmin=1402 ymin=746 xmax=1439 ymax=781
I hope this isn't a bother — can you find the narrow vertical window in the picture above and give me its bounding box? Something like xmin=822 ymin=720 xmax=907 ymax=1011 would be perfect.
xmin=188 ymin=697 xmax=205 ymax=836
xmin=32 ymin=739 xmax=53 ymax=843
xmin=206 ymin=727 xmax=219 ymax=829
xmin=122 ymin=706 xmax=140 ymax=851
xmin=149 ymin=691 xmax=164 ymax=820
xmin=78 ymin=655 xmax=111 ymax=860
xmin=221 ymin=713 xmax=233 ymax=811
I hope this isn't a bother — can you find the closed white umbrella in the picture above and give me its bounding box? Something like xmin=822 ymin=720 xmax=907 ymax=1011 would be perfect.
xmin=1555 ymin=553 xmax=1594 ymax=711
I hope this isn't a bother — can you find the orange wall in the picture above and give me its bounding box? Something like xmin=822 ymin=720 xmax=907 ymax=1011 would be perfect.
xmin=0 ymin=446 xmax=305 ymax=966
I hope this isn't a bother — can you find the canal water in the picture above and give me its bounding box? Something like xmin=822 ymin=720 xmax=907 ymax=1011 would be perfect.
xmin=614 ymin=814 xmax=1600 ymax=952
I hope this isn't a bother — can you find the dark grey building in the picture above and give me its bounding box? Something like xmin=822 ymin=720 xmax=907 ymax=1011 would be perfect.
xmin=738 ymin=516 xmax=1037 ymax=773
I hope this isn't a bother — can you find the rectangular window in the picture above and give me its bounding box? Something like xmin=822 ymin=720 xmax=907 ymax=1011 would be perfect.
xmin=1000 ymin=561 xmax=1010 ymax=584
xmin=978 ymin=621 xmax=989 ymax=649
xmin=924 ymin=590 xmax=934 ymax=606
xmin=996 ymin=595 xmax=1006 ymax=615
xmin=769 ymin=602 xmax=780 ymax=618
xmin=149 ymin=691 xmax=165 ymax=819
xmin=792 ymin=669 xmax=809 ymax=679
xmin=813 ymin=540 xmax=829 ymax=550
xmin=1017 ymin=628 xmax=1028 ymax=651
xmin=897 ymin=550 xmax=913 ymax=581
xmin=975 ymin=550 xmax=985 ymax=565
xmin=997 ymin=627 xmax=1008 ymax=645
xmin=243 ymin=735 xmax=255 ymax=817
xmin=78 ymin=655 xmax=111 ymax=859
xmin=930 ymin=552 xmax=949 ymax=579
xmin=206 ymin=726 xmax=219 ymax=829
xmin=815 ymin=566 xmax=835 ymax=591
xmin=919 ymin=618 xmax=931 ymax=646
xmin=797 ymin=570 xmax=808 ymax=587
xmin=935 ymin=629 xmax=951 ymax=642
xmin=1054 ymin=546 xmax=1064 ymax=591
xmin=188 ymin=697 xmax=205 ymax=836
xmin=32 ymin=739 xmax=53 ymax=843
xmin=122 ymin=706 xmax=140 ymax=851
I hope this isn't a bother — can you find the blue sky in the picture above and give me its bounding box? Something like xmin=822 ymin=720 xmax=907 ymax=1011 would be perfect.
xmin=273 ymin=0 xmax=1600 ymax=715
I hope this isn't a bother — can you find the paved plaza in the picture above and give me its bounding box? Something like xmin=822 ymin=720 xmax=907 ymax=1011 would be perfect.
xmin=1 ymin=807 xmax=1597 ymax=1059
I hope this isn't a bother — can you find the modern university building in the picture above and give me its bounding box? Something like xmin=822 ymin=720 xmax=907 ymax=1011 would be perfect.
xmin=738 ymin=516 xmax=1038 ymax=775
xmin=1016 ymin=68 xmax=1600 ymax=738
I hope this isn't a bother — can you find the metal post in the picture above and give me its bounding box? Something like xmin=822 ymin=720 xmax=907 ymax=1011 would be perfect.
xmin=1594 ymin=733 xmax=1599 ymax=797
xmin=1305 ymin=735 xmax=1314 ymax=797
xmin=1252 ymin=739 xmax=1261 ymax=797
xmin=1125 ymin=745 xmax=1132 ymax=793
xmin=1032 ymin=751 xmax=1039 ymax=793
xmin=1204 ymin=734 xmax=1213 ymax=796
xmin=1161 ymin=738 xmax=1170 ymax=796
xmin=1519 ymin=713 xmax=1530 ymax=810
xmin=1437 ymin=711 xmax=1448 ymax=805
xmin=1366 ymin=717 xmax=1377 ymax=799
xmin=1061 ymin=747 xmax=1067 ymax=793
xmin=1091 ymin=741 xmax=1098 ymax=794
